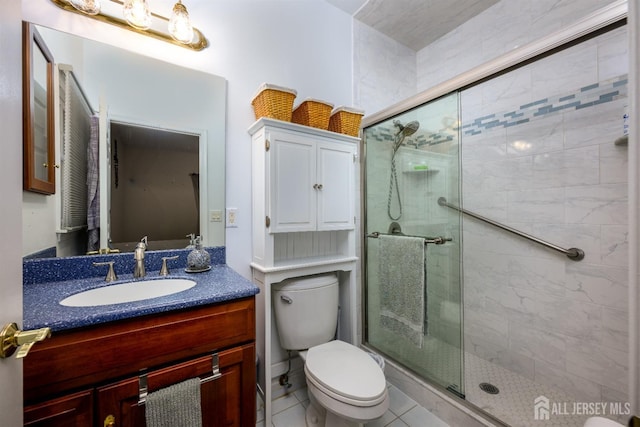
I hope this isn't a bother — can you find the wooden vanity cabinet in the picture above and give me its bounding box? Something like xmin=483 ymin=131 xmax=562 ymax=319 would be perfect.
xmin=96 ymin=343 xmax=254 ymax=427
xmin=23 ymin=297 xmax=256 ymax=427
xmin=24 ymin=389 xmax=93 ymax=426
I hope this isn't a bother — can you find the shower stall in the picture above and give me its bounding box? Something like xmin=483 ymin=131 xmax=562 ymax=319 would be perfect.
xmin=362 ymin=19 xmax=629 ymax=427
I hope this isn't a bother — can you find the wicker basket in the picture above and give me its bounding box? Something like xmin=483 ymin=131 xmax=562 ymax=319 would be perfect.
xmin=291 ymin=98 xmax=334 ymax=129
xmin=328 ymin=106 xmax=365 ymax=137
xmin=251 ymin=83 xmax=297 ymax=121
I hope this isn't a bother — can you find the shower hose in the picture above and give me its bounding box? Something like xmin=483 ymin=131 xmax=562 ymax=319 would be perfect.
xmin=387 ymin=153 xmax=402 ymax=220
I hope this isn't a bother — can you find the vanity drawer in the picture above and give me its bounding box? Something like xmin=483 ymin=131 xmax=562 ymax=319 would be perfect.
xmin=24 ymin=297 xmax=255 ymax=403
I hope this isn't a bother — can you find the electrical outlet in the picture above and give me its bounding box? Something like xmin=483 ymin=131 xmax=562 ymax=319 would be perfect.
xmin=226 ymin=208 xmax=238 ymax=227
xmin=210 ymin=210 xmax=222 ymax=222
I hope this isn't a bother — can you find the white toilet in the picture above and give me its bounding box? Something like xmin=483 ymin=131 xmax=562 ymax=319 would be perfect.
xmin=273 ymin=273 xmax=389 ymax=427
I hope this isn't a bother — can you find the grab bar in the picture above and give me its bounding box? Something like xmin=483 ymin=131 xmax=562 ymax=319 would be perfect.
xmin=437 ymin=197 xmax=584 ymax=261
xmin=367 ymin=231 xmax=452 ymax=245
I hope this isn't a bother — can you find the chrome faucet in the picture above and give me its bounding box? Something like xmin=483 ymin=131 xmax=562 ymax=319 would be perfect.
xmin=133 ymin=236 xmax=148 ymax=278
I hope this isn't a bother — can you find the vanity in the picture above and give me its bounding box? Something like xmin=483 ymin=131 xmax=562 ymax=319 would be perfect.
xmin=22 ymin=248 xmax=259 ymax=427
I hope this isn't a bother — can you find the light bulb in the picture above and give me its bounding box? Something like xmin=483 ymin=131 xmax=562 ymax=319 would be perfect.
xmin=168 ymin=1 xmax=194 ymax=44
xmin=68 ymin=0 xmax=101 ymax=15
xmin=123 ymin=0 xmax=152 ymax=30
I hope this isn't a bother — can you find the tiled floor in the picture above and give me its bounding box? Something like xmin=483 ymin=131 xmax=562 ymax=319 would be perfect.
xmin=257 ymin=383 xmax=450 ymax=427
xmin=257 ymin=342 xmax=625 ymax=427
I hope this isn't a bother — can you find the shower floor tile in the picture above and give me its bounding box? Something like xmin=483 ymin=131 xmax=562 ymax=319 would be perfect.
xmin=412 ymin=336 xmax=625 ymax=427
xmin=465 ymin=352 xmax=595 ymax=427
xmin=374 ymin=334 xmax=625 ymax=426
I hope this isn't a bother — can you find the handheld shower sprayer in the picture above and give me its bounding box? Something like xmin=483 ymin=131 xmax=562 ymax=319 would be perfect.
xmin=392 ymin=120 xmax=420 ymax=154
xmin=388 ymin=119 xmax=420 ymax=220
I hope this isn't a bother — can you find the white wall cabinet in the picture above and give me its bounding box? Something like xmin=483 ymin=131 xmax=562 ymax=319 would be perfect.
xmin=248 ymin=118 xmax=360 ymax=426
xmin=267 ymin=128 xmax=355 ymax=233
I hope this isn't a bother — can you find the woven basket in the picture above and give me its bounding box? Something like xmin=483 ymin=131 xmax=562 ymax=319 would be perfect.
xmin=291 ymin=98 xmax=334 ymax=129
xmin=251 ymin=83 xmax=297 ymax=121
xmin=328 ymin=106 xmax=365 ymax=137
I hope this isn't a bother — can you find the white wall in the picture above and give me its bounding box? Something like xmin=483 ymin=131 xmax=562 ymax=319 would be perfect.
xmin=22 ymin=0 xmax=354 ymax=278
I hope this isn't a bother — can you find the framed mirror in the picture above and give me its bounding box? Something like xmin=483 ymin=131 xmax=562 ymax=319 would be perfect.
xmin=23 ymin=22 xmax=56 ymax=194
xmin=22 ymin=24 xmax=227 ymax=259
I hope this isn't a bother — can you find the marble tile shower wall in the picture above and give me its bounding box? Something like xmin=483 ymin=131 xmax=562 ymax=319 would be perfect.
xmin=416 ymin=0 xmax=619 ymax=93
xmin=460 ymin=26 xmax=628 ymax=403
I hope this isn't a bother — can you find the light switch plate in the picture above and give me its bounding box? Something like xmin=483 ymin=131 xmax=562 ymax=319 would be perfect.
xmin=210 ymin=210 xmax=222 ymax=222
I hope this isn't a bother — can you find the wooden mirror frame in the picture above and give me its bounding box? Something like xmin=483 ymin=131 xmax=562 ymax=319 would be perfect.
xmin=23 ymin=22 xmax=55 ymax=194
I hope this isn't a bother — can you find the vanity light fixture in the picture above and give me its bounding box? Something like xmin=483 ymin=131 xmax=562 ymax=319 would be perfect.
xmin=168 ymin=1 xmax=194 ymax=44
xmin=50 ymin=0 xmax=208 ymax=51
xmin=123 ymin=0 xmax=152 ymax=30
xmin=68 ymin=0 xmax=101 ymax=15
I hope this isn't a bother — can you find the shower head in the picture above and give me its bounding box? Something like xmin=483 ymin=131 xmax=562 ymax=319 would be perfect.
xmin=401 ymin=121 xmax=420 ymax=137
xmin=392 ymin=120 xmax=420 ymax=153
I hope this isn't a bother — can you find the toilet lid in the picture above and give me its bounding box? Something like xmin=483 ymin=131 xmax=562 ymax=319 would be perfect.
xmin=305 ymin=340 xmax=386 ymax=403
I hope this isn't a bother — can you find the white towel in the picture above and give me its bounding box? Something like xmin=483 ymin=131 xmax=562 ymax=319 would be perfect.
xmin=378 ymin=235 xmax=426 ymax=347
xmin=145 ymin=378 xmax=203 ymax=427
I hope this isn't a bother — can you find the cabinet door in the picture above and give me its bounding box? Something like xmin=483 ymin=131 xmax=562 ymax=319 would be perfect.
xmin=269 ymin=132 xmax=316 ymax=233
xmin=96 ymin=343 xmax=256 ymax=427
xmin=316 ymin=142 xmax=355 ymax=230
xmin=24 ymin=389 xmax=93 ymax=427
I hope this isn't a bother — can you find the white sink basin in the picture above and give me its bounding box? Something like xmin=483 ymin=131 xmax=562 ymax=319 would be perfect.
xmin=59 ymin=278 xmax=197 ymax=307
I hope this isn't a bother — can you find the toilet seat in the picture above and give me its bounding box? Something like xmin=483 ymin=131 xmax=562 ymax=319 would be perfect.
xmin=304 ymin=340 xmax=387 ymax=407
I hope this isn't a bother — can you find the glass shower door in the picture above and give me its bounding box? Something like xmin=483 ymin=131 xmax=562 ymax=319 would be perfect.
xmin=364 ymin=92 xmax=464 ymax=396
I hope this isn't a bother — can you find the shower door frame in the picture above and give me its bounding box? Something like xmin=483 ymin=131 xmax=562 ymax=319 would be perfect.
xmin=360 ymin=0 xmax=630 ymax=420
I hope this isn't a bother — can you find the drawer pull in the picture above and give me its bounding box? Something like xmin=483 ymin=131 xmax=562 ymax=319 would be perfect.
xmin=104 ymin=414 xmax=115 ymax=427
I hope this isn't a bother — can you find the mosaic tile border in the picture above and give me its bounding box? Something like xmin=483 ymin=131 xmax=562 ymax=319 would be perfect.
xmin=364 ymin=74 xmax=628 ymax=147
xmin=461 ymin=74 xmax=628 ymax=137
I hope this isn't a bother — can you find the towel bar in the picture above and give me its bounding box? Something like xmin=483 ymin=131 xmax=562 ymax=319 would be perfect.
xmin=137 ymin=353 xmax=222 ymax=405
xmin=367 ymin=231 xmax=452 ymax=245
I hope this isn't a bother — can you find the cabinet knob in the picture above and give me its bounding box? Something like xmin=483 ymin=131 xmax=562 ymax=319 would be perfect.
xmin=104 ymin=414 xmax=115 ymax=427
xmin=313 ymin=184 xmax=318 ymax=190
xmin=317 ymin=184 xmax=323 ymax=190
xmin=0 ymin=322 xmax=51 ymax=359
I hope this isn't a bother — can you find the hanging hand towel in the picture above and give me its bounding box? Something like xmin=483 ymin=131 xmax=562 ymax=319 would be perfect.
xmin=378 ymin=234 xmax=426 ymax=347
xmin=86 ymin=114 xmax=100 ymax=252
xmin=145 ymin=378 xmax=203 ymax=427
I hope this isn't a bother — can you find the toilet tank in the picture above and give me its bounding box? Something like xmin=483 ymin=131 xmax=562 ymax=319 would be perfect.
xmin=272 ymin=273 xmax=339 ymax=351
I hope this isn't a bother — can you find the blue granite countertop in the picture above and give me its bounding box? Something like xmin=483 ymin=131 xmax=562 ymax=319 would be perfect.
xmin=23 ymin=247 xmax=259 ymax=332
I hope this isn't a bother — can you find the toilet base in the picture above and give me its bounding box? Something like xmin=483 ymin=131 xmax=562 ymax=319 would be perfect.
xmin=305 ymin=392 xmax=365 ymax=427
xmin=304 ymin=378 xmax=388 ymax=427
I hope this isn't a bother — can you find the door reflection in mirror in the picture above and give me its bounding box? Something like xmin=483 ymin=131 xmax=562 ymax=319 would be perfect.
xmin=108 ymin=122 xmax=200 ymax=253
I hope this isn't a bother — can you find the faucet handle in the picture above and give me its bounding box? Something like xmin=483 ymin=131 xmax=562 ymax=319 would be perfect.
xmin=93 ymin=261 xmax=117 ymax=282
xmin=160 ymin=256 xmax=180 ymax=276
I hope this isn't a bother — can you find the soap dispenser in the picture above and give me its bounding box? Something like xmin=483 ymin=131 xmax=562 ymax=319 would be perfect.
xmin=186 ymin=235 xmax=211 ymax=272
xmin=186 ymin=233 xmax=196 ymax=249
